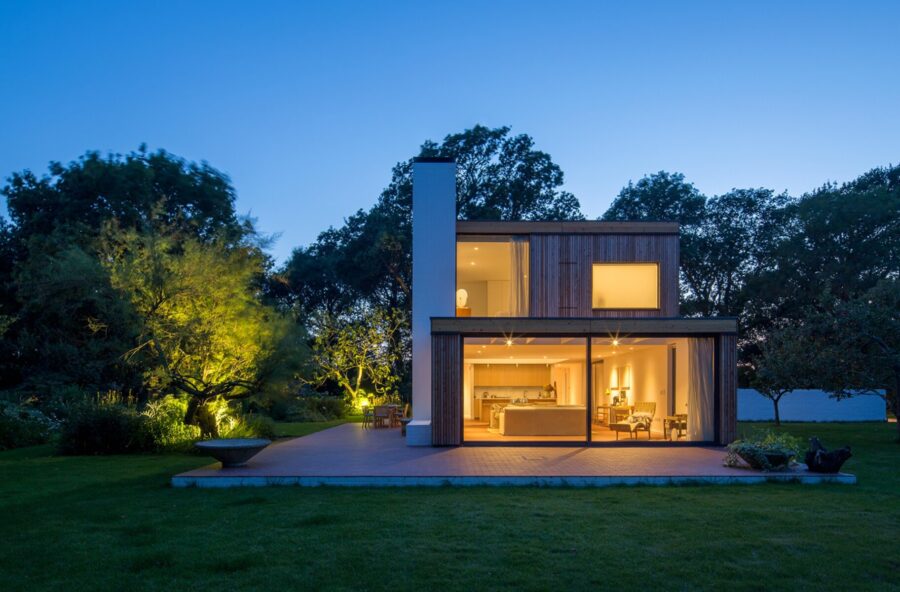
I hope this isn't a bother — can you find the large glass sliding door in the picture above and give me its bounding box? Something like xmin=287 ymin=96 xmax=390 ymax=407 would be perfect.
xmin=460 ymin=334 xmax=716 ymax=444
xmin=590 ymin=337 xmax=715 ymax=442
xmin=462 ymin=336 xmax=587 ymax=443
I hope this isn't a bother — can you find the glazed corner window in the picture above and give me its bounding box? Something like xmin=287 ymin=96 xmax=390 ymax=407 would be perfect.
xmin=592 ymin=263 xmax=659 ymax=309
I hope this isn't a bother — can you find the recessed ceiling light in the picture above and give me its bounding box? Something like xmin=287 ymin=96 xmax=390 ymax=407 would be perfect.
xmin=612 ymin=339 xmax=619 ymax=346
xmin=474 ymin=246 xmax=479 ymax=251
xmin=469 ymin=261 xmax=475 ymax=266
xmin=505 ymin=339 xmax=512 ymax=346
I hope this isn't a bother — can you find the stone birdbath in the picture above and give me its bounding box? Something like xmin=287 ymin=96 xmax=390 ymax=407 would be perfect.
xmin=195 ymin=438 xmax=271 ymax=468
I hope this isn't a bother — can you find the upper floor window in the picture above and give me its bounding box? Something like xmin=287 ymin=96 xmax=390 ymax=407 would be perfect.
xmin=456 ymin=236 xmax=529 ymax=317
xmin=592 ymin=263 xmax=659 ymax=310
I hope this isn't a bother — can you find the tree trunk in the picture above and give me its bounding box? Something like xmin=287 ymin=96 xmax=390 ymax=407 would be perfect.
xmin=196 ymin=403 xmax=219 ymax=439
xmin=184 ymin=396 xmax=218 ymax=439
xmin=773 ymin=397 xmax=781 ymax=427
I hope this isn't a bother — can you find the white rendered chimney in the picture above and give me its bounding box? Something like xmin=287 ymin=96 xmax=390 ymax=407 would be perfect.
xmin=407 ymin=157 xmax=456 ymax=446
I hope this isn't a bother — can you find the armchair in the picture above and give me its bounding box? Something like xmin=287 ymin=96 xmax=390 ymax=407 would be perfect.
xmin=609 ymin=401 xmax=656 ymax=440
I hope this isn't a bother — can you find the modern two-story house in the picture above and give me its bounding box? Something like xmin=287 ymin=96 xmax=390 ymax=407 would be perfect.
xmin=405 ymin=158 xmax=738 ymax=447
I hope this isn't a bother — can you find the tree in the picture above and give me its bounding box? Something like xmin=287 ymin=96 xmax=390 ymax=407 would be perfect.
xmin=802 ymin=280 xmax=900 ymax=441
xmin=425 ymin=125 xmax=583 ymax=221
xmin=750 ymin=326 xmax=813 ymax=426
xmin=3 ymin=147 xmax=246 ymax=247
xmin=0 ymin=148 xmax=254 ymax=397
xmin=602 ymin=171 xmax=706 ymax=227
xmin=305 ymin=306 xmax=405 ymax=408
xmin=11 ymin=233 xmax=141 ymax=397
xmin=744 ymin=165 xmax=900 ymax=332
xmin=105 ymin=227 xmax=305 ymax=437
xmin=0 ymin=218 xmax=22 ymax=389
xmin=682 ymin=188 xmax=790 ymax=318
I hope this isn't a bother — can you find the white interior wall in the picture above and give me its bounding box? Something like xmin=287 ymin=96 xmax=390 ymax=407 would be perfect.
xmin=551 ymin=361 xmax=585 ymax=405
xmin=603 ymin=346 xmax=669 ymax=432
xmin=487 ymin=280 xmax=511 ymax=316
xmin=457 ymin=282 xmax=488 ymax=316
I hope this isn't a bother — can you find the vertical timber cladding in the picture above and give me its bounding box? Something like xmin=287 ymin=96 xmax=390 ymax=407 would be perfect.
xmin=431 ymin=334 xmax=462 ymax=445
xmin=529 ymin=233 xmax=680 ymax=318
xmin=719 ymin=334 xmax=738 ymax=444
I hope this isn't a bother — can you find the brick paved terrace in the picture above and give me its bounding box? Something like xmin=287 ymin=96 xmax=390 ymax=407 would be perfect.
xmin=172 ymin=423 xmax=856 ymax=487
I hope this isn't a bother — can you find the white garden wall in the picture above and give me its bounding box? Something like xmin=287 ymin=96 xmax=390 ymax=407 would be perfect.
xmin=738 ymin=389 xmax=886 ymax=422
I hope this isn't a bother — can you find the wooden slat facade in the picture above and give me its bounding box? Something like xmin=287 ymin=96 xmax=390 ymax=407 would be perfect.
xmin=718 ymin=334 xmax=738 ymax=444
xmin=434 ymin=221 xmax=737 ymax=446
xmin=431 ymin=334 xmax=462 ymax=446
xmin=529 ymin=233 xmax=680 ymax=318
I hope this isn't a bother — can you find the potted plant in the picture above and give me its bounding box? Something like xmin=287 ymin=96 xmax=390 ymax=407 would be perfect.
xmin=725 ymin=429 xmax=802 ymax=471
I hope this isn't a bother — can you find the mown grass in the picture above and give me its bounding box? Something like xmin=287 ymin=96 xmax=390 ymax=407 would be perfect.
xmin=0 ymin=422 xmax=897 ymax=591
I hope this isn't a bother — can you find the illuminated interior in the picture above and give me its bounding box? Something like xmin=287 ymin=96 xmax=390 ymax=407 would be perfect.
xmin=592 ymin=263 xmax=659 ymax=309
xmin=462 ymin=336 xmax=715 ymax=443
xmin=456 ymin=236 xmax=528 ymax=317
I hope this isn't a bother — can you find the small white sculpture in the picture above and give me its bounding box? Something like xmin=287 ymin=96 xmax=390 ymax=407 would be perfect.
xmin=456 ymin=288 xmax=468 ymax=308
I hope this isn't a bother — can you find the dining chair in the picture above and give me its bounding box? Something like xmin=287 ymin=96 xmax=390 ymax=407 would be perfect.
xmin=373 ymin=406 xmax=390 ymax=428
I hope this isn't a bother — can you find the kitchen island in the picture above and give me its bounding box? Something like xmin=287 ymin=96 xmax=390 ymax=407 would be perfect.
xmin=474 ymin=394 xmax=557 ymax=422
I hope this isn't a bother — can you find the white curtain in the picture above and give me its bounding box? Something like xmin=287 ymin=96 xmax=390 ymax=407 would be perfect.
xmin=687 ymin=338 xmax=715 ymax=441
xmin=509 ymin=237 xmax=529 ymax=316
xmin=463 ymin=364 xmax=475 ymax=419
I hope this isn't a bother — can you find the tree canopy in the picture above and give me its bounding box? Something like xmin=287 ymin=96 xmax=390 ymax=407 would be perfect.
xmin=3 ymin=147 xmax=246 ymax=246
xmin=104 ymin=227 xmax=304 ymax=436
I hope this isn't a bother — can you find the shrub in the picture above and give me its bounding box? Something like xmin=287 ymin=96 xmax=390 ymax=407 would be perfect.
xmin=725 ymin=429 xmax=802 ymax=471
xmin=283 ymin=396 xmax=348 ymax=422
xmin=142 ymin=397 xmax=201 ymax=452
xmin=58 ymin=401 xmax=150 ymax=455
xmin=221 ymin=414 xmax=276 ymax=439
xmin=36 ymin=385 xmax=92 ymax=422
xmin=0 ymin=401 xmax=58 ymax=450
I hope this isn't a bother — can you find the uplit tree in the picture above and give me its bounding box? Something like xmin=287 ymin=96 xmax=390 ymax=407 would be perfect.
xmin=0 ymin=148 xmax=252 ymax=397
xmin=305 ymin=306 xmax=405 ymax=408
xmin=105 ymin=227 xmax=305 ymax=437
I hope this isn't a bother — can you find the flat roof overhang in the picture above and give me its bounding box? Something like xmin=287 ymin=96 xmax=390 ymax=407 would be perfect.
xmin=456 ymin=220 xmax=679 ymax=235
xmin=431 ymin=317 xmax=738 ymax=336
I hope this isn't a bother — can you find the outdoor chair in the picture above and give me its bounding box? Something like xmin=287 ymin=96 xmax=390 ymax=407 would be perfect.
xmin=362 ymin=407 xmax=373 ymax=429
xmin=373 ymin=406 xmax=391 ymax=429
xmin=393 ymin=403 xmax=410 ymax=433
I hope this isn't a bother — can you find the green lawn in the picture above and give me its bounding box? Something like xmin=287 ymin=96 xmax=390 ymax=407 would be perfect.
xmin=273 ymin=418 xmax=355 ymax=438
xmin=1 ymin=423 xmax=897 ymax=591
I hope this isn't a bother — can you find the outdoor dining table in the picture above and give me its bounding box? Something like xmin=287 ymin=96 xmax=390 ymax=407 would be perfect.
xmin=368 ymin=404 xmax=401 ymax=429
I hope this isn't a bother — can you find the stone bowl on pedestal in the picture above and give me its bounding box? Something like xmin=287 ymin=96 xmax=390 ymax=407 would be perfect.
xmin=195 ymin=438 xmax=271 ymax=468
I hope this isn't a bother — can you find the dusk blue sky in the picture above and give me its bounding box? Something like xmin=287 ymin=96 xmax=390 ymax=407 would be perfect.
xmin=1 ymin=1 xmax=898 ymax=262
